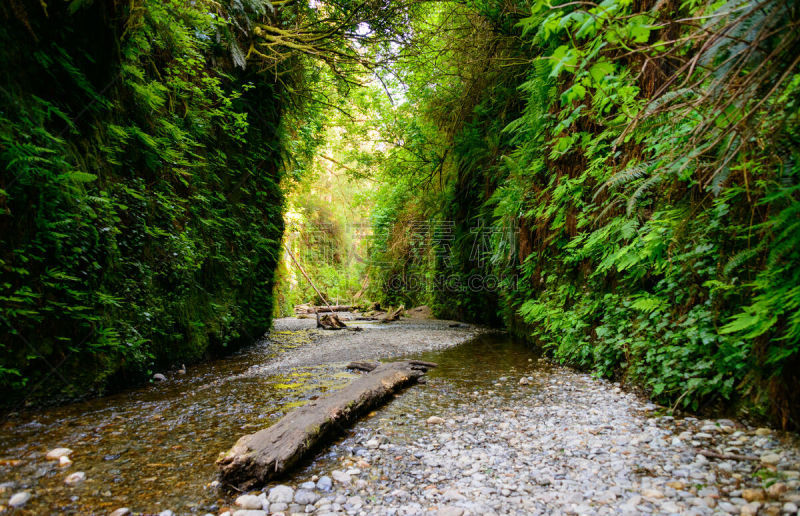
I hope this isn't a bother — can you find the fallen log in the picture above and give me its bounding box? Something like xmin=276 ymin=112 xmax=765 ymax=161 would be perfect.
xmin=316 ymin=312 xmax=346 ymax=330
xmin=380 ymin=305 xmax=404 ymax=323
xmin=216 ymin=360 xmax=437 ymax=489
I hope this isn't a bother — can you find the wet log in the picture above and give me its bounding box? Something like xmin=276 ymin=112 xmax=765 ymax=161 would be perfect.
xmin=380 ymin=305 xmax=404 ymax=323
xmin=216 ymin=360 xmax=437 ymax=488
xmin=316 ymin=312 xmax=346 ymax=330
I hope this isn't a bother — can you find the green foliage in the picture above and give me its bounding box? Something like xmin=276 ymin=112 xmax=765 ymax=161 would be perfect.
xmin=0 ymin=0 xmax=287 ymax=404
xmin=365 ymin=0 xmax=800 ymax=427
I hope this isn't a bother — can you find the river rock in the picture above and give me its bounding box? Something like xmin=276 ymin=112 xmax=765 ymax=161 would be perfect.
xmin=427 ymin=416 xmax=445 ymax=425
xmin=331 ymin=470 xmax=351 ymax=485
xmin=268 ymin=485 xmax=294 ymax=504
xmin=755 ymin=428 xmax=771 ymax=436
xmin=294 ymin=489 xmax=319 ymax=505
xmin=109 ymin=508 xmax=131 ymax=516
xmin=269 ymin=502 xmax=288 ymax=512
xmin=761 ymin=453 xmax=781 ymax=465
xmin=767 ymin=482 xmax=788 ymax=498
xmin=231 ymin=511 xmax=266 ymax=516
xmin=741 ymin=502 xmax=761 ymax=516
xmin=8 ymin=491 xmax=31 ymax=507
xmin=519 ymin=378 xmax=530 ymax=385
xmin=65 ymin=471 xmax=86 ymax=485
xmin=783 ymin=502 xmax=798 ymax=513
xmin=46 ymin=447 xmax=73 ymax=460
xmin=316 ymin=476 xmax=332 ymax=491
xmin=153 ymin=373 xmax=167 ymax=381
xmin=742 ymin=488 xmax=766 ymax=502
xmin=235 ymin=494 xmax=263 ymax=509
xmin=59 ymin=456 xmax=72 ymax=467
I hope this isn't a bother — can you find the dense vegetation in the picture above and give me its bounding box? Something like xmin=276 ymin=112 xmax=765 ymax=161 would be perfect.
xmin=0 ymin=0 xmax=301 ymax=405
xmin=358 ymin=0 xmax=800 ymax=427
xmin=2 ymin=0 xmax=798 ymax=430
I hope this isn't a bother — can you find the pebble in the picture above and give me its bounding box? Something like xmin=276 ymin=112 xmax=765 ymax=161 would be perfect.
xmin=235 ymin=494 xmax=263 ymax=509
xmin=59 ymin=456 xmax=72 ymax=467
xmin=45 ymin=447 xmax=73 ymax=460
xmin=153 ymin=373 xmax=167 ymax=381
xmin=294 ymin=489 xmax=319 ymax=505
xmin=330 ymin=470 xmax=351 ymax=485
xmin=109 ymin=509 xmax=131 ymax=516
xmin=64 ymin=471 xmax=86 ymax=485
xmin=316 ymin=476 xmax=332 ymax=491
xmin=8 ymin=491 xmax=31 ymax=507
xmin=762 ymin=453 xmax=781 ymax=465
xmin=427 ymin=416 xmax=445 ymax=425
xmin=268 ymin=485 xmax=294 ymax=504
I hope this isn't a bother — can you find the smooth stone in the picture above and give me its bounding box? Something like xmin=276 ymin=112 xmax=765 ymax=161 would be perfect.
xmin=767 ymin=482 xmax=788 ymax=498
xmin=269 ymin=502 xmax=288 ymax=512
xmin=8 ymin=492 xmax=31 ymax=507
xmin=761 ymin=453 xmax=781 ymax=465
xmin=235 ymin=494 xmax=263 ymax=510
xmin=299 ymin=481 xmax=316 ymax=490
xmin=519 ymin=378 xmax=530 ymax=385
xmin=437 ymin=507 xmax=465 ymax=516
xmin=741 ymin=502 xmax=761 ymax=516
xmin=159 ymin=511 xmax=175 ymax=516
xmin=153 ymin=373 xmax=167 ymax=381
xmin=783 ymin=502 xmax=798 ymax=513
xmin=642 ymin=489 xmax=664 ymax=499
xmin=59 ymin=456 xmax=72 ymax=467
xmin=427 ymin=416 xmax=445 ymax=425
xmin=294 ymin=489 xmax=319 ymax=505
xmin=743 ymin=489 xmax=766 ymax=502
xmin=755 ymin=428 xmax=771 ymax=436
xmin=316 ymin=476 xmax=332 ymax=491
xmin=109 ymin=509 xmax=131 ymax=516
xmin=268 ymin=485 xmax=294 ymax=504
xmin=231 ymin=511 xmax=266 ymax=516
xmin=65 ymin=471 xmax=86 ymax=485
xmin=366 ymin=439 xmax=380 ymax=449
xmin=331 ymin=470 xmax=351 ymax=485
xmin=46 ymin=448 xmax=73 ymax=460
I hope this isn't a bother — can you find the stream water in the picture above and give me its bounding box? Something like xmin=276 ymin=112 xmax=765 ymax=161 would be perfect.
xmin=0 ymin=325 xmax=539 ymax=515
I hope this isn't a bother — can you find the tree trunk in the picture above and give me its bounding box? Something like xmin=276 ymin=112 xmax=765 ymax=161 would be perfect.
xmin=216 ymin=360 xmax=436 ymax=489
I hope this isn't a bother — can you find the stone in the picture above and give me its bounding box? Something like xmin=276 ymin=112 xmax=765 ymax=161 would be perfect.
xmin=365 ymin=439 xmax=380 ymax=449
xmin=159 ymin=511 xmax=174 ymax=516
xmin=65 ymin=472 xmax=86 ymax=485
xmin=741 ymin=502 xmax=761 ymax=516
xmin=782 ymin=502 xmax=798 ymax=513
xmin=316 ymin=476 xmax=332 ymax=491
xmin=294 ymin=489 xmax=319 ymax=505
xmin=519 ymin=378 xmax=530 ymax=385
xmin=59 ymin=456 xmax=72 ymax=467
xmin=437 ymin=507 xmax=465 ymax=516
xmin=767 ymin=482 xmax=787 ymax=498
xmin=231 ymin=511 xmax=266 ymax=516
xmin=331 ymin=470 xmax=351 ymax=485
xmin=299 ymin=481 xmax=316 ymax=490
xmin=46 ymin=448 xmax=73 ymax=460
xmin=235 ymin=494 xmax=263 ymax=510
xmin=742 ymin=488 xmax=766 ymax=502
xmin=762 ymin=453 xmax=781 ymax=465
xmin=269 ymin=503 xmax=288 ymax=512
xmin=755 ymin=428 xmax=771 ymax=436
xmin=427 ymin=416 xmax=445 ymax=425
xmin=642 ymin=488 xmax=664 ymax=499
xmin=109 ymin=509 xmax=131 ymax=516
xmin=268 ymin=485 xmax=294 ymax=504
xmin=8 ymin=492 xmax=31 ymax=507
xmin=153 ymin=373 xmax=167 ymax=381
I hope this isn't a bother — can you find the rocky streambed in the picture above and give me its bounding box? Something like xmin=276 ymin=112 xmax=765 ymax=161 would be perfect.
xmin=2 ymin=318 xmax=800 ymax=515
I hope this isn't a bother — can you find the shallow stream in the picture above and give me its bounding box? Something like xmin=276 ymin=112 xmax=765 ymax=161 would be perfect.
xmin=0 ymin=322 xmax=538 ymax=514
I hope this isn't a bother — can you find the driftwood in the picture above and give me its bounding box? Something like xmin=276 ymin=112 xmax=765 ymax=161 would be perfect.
xmin=380 ymin=306 xmax=404 ymax=323
xmin=316 ymin=312 xmax=346 ymax=330
xmin=216 ymin=360 xmax=437 ymax=488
